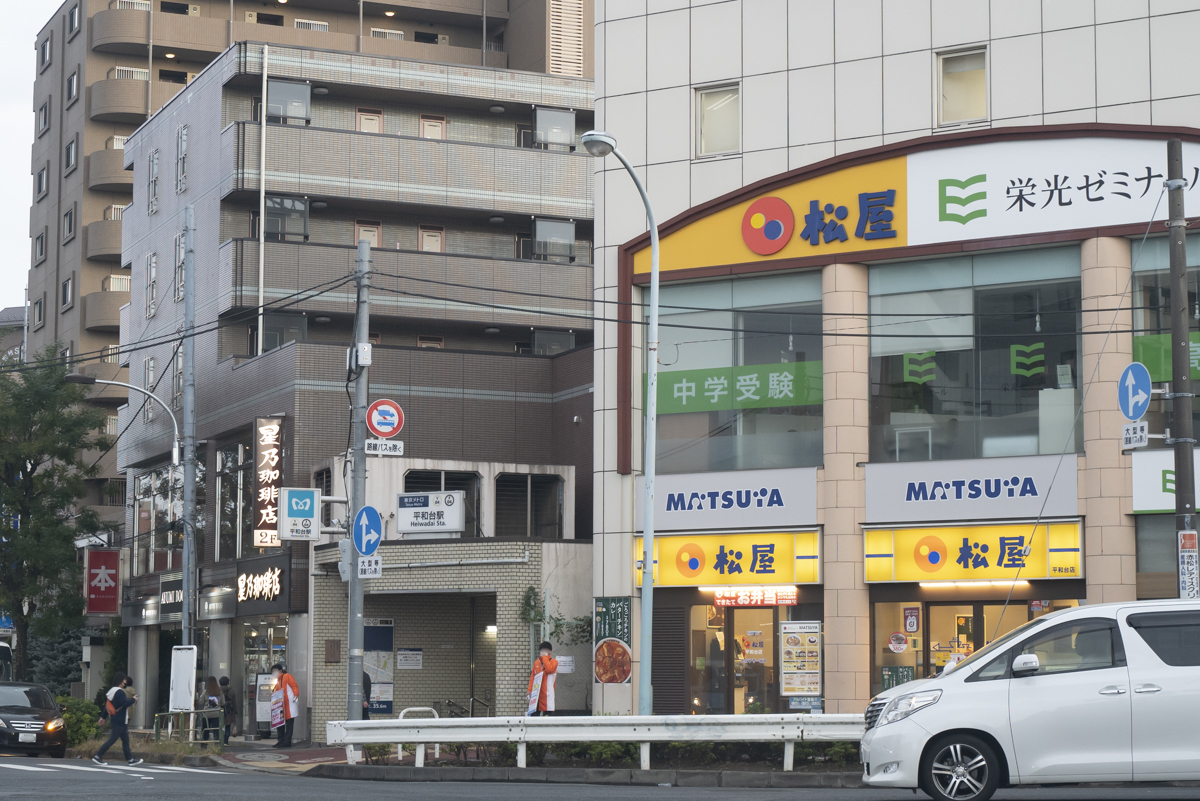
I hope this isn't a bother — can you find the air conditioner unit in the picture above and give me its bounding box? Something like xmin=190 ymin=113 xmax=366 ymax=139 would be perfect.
xmin=438 ymin=34 xmax=450 ymax=45
xmin=189 ymin=4 xmax=200 ymax=15
xmin=245 ymin=11 xmax=257 ymax=23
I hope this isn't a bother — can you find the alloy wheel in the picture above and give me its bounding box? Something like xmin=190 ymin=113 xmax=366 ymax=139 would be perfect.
xmin=930 ymin=742 xmax=989 ymax=800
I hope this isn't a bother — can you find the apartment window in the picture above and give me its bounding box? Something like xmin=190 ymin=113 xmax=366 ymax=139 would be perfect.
xmin=419 ymin=115 xmax=446 ymax=140
xmin=106 ymin=415 xmax=119 ymax=436
xmin=159 ymin=69 xmax=188 ymax=85
xmin=174 ymin=232 xmax=185 ymax=301
xmin=354 ymin=220 xmax=381 ymax=248
xmin=102 ymin=345 xmax=121 ymax=364
xmin=148 ymin=149 xmax=160 ymax=215
xmin=60 ymin=346 xmax=71 ymax=365
xmin=256 ymin=12 xmax=284 ymax=26
xmin=533 ymin=107 xmax=575 ymax=147
xmin=696 ymin=85 xmax=740 ymax=156
xmin=33 ymin=298 xmax=44 ymax=327
xmin=38 ymin=101 xmax=49 ymax=134
xmin=161 ymin=1 xmax=190 ymax=13
xmin=419 ymin=225 xmax=444 ymax=252
xmin=39 ymin=36 xmax=50 ymax=70
xmin=172 ymin=348 xmax=183 ymax=409
xmin=61 ymin=276 xmax=73 ymax=307
xmin=33 ymin=232 xmax=45 ymax=264
xmin=495 ymin=473 xmax=563 ymax=539
xmin=62 ymin=207 xmax=75 ymax=242
xmin=68 ymin=5 xmax=80 ymax=35
xmin=176 ymin=125 xmax=188 ymax=193
xmin=266 ymin=80 xmax=311 ymax=124
xmin=145 ymin=252 xmax=157 ymax=317
xmin=938 ymin=50 xmax=987 ymax=126
xmin=417 ymin=335 xmax=444 ymax=349
xmin=533 ymin=330 xmax=574 ymax=356
xmin=414 ymin=31 xmax=440 ymax=44
xmin=250 ymin=314 xmax=307 ymax=354
xmin=255 ymin=196 xmax=309 ymax=242
xmin=142 ymin=358 xmax=155 ymax=423
xmin=65 ymin=139 xmax=77 ymax=172
xmin=67 ymin=70 xmax=78 ymax=102
xmin=533 ymin=218 xmax=576 ymax=261
xmin=356 ymin=108 xmax=382 ymax=134
xmin=35 ymin=166 xmax=48 ymax=199
xmin=314 ymin=468 xmax=333 ymax=526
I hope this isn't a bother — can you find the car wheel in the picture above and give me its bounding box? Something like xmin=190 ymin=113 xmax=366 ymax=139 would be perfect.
xmin=920 ymin=734 xmax=999 ymax=801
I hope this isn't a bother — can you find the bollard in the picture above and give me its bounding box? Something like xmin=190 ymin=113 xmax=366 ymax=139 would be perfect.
xmin=783 ymin=741 xmax=795 ymax=771
xmin=517 ymin=742 xmax=527 ymax=768
xmin=640 ymin=742 xmax=650 ymax=771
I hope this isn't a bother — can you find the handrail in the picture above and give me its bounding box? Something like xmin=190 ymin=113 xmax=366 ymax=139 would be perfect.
xmin=329 ymin=713 xmax=864 ymax=771
xmin=469 ymin=697 xmax=492 ymax=717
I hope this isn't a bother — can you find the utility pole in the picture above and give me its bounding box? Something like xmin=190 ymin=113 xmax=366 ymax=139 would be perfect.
xmin=346 ymin=239 xmax=370 ymax=719
xmin=182 ymin=205 xmax=197 ymax=645
xmin=1167 ymin=139 xmax=1196 ymax=597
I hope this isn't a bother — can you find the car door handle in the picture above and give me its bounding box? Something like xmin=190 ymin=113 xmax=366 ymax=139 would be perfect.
xmin=1099 ymin=686 xmax=1127 ymax=695
xmin=1134 ymin=685 xmax=1162 ymax=694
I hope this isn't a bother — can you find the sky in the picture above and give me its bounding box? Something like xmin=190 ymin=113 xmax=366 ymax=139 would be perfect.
xmin=0 ymin=2 xmax=61 ymax=311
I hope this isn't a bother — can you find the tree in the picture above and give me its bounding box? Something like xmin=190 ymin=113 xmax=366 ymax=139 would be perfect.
xmin=0 ymin=347 xmax=110 ymax=680
xmin=28 ymin=626 xmax=84 ymax=696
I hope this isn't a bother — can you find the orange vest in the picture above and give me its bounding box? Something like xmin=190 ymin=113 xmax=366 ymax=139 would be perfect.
xmin=527 ymin=655 xmax=558 ymax=712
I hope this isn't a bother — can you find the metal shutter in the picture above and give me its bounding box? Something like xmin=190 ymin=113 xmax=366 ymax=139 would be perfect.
xmin=651 ymin=607 xmax=688 ymax=714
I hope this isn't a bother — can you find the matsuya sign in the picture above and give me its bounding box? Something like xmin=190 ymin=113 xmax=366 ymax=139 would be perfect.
xmin=632 ymin=136 xmax=1200 ymax=276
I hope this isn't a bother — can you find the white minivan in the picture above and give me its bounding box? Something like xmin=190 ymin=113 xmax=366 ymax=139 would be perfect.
xmin=860 ymin=599 xmax=1200 ymax=801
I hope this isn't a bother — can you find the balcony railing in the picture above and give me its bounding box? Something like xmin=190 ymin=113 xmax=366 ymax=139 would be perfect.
xmin=102 ymin=345 xmax=121 ymax=364
xmin=108 ymin=135 xmax=128 ymax=150
xmin=371 ymin=28 xmax=404 ymax=40
xmin=295 ymin=19 xmax=329 ymax=31
xmin=104 ymin=204 xmax=129 ymax=221
xmin=109 ymin=65 xmax=149 ymax=81
xmin=103 ymin=274 xmax=131 ymax=292
xmin=110 ymin=0 xmax=150 ymax=8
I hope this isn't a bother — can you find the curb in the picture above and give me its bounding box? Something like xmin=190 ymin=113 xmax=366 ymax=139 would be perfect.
xmin=301 ymin=764 xmax=865 ymax=787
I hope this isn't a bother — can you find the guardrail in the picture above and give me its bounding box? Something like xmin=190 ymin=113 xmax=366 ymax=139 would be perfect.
xmin=327 ymin=713 xmax=865 ymax=771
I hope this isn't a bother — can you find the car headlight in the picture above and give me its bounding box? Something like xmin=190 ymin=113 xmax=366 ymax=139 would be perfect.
xmin=877 ymin=689 xmax=941 ymax=727
xmin=45 ymin=717 xmax=65 ymax=732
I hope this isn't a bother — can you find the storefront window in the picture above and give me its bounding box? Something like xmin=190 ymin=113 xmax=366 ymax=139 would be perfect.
xmin=869 ymin=248 xmax=1082 ymax=461
xmin=656 ymin=274 xmax=823 ymax=473
xmin=132 ymin=460 xmax=206 ymax=576
xmin=217 ymin=443 xmax=268 ymax=560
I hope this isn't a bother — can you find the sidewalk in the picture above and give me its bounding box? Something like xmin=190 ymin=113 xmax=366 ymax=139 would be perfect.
xmin=215 ymin=739 xmax=350 ymax=773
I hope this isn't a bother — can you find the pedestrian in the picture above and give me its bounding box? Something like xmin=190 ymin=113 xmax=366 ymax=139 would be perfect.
xmin=362 ymin=671 xmax=371 ymax=721
xmin=198 ymin=676 xmax=221 ymax=742
xmin=526 ymin=641 xmax=558 ymax=717
xmin=92 ymin=672 xmax=144 ymax=765
xmin=218 ymin=676 xmax=236 ymax=745
xmin=269 ymin=663 xmax=299 ymax=748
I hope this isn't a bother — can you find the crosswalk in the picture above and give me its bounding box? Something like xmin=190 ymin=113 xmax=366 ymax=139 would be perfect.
xmin=0 ymin=760 xmax=234 ymax=779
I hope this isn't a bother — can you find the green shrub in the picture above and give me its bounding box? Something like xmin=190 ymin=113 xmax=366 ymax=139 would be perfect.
xmin=55 ymin=696 xmax=100 ymax=748
xmin=362 ymin=744 xmax=391 ymax=765
xmin=825 ymin=741 xmax=859 ymax=766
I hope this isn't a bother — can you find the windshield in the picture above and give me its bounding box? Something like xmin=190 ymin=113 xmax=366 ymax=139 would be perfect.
xmin=0 ymin=686 xmax=55 ymax=710
xmin=943 ymin=617 xmax=1044 ymax=675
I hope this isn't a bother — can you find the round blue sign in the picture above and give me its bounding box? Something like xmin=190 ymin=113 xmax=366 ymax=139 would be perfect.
xmin=353 ymin=506 xmax=383 ymax=556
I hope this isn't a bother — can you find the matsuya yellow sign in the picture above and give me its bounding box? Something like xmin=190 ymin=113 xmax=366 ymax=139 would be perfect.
xmin=864 ymin=523 xmax=1082 ymax=583
xmin=635 ymin=531 xmax=820 ymax=587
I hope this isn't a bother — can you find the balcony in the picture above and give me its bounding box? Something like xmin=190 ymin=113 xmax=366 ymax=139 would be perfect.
xmin=83 ymin=287 xmax=130 ymax=333
xmin=93 ymin=8 xmax=228 ymax=60
xmin=90 ymin=79 xmax=184 ymax=124
xmin=86 ymin=219 xmax=123 ymax=261
xmin=220 ymin=239 xmax=592 ymax=329
xmin=88 ymin=148 xmax=133 ymax=192
xmin=222 ymin=122 xmax=592 ymax=219
xmin=80 ymin=361 xmax=129 ymax=403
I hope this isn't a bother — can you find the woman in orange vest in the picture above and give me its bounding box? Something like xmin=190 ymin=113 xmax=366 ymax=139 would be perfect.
xmin=270 ymin=663 xmax=300 ymax=747
xmin=526 ymin=641 xmax=558 ymax=716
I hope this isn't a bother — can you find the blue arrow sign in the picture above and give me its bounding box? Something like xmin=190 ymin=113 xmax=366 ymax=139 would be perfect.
xmin=353 ymin=506 xmax=382 ymax=557
xmin=1118 ymin=362 xmax=1152 ymax=422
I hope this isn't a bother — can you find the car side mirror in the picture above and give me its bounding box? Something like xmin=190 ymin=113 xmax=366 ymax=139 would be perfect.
xmin=1012 ymin=653 xmax=1040 ymax=676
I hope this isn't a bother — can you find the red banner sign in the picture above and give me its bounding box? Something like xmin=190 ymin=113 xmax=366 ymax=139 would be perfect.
xmin=85 ymin=549 xmax=121 ymax=615
xmin=712 ymin=585 xmax=798 ymax=607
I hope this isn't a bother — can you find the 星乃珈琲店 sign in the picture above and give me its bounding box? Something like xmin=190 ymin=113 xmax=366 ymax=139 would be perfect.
xmin=632 ymin=137 xmax=1200 ymax=275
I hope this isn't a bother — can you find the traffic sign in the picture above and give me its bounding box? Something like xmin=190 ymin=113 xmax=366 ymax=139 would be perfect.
xmin=365 ymin=439 xmax=404 ymax=456
xmin=1118 ymin=362 xmax=1152 ymax=422
xmin=1122 ymin=421 xmax=1148 ymax=449
xmin=358 ymin=555 xmax=382 ymax=579
xmin=367 ymin=399 xmax=404 ymax=439
xmin=280 ymin=488 xmax=319 ymax=541
xmin=395 ymin=491 xmax=466 ymax=534
xmin=353 ymin=506 xmax=383 ymax=556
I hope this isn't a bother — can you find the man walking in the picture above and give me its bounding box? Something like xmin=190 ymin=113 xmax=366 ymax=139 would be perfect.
xmin=92 ymin=672 xmax=143 ymax=765
xmin=526 ymin=641 xmax=558 ymax=716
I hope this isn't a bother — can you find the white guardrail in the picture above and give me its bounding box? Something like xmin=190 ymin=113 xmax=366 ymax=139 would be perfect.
xmin=327 ymin=712 xmax=866 ymax=771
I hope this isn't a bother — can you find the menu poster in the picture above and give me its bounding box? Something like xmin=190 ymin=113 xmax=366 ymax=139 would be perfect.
xmin=780 ymin=621 xmax=821 ymax=698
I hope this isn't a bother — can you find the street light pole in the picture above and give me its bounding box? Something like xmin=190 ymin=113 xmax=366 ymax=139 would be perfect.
xmin=581 ymin=131 xmax=660 ymax=716
xmin=182 ymin=205 xmax=197 ymax=646
xmin=67 ymin=375 xmax=180 ymax=467
xmin=347 ymin=239 xmax=371 ymax=720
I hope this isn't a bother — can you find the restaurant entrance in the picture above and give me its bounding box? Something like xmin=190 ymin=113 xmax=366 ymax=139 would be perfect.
xmin=688 ymin=604 xmax=780 ymax=714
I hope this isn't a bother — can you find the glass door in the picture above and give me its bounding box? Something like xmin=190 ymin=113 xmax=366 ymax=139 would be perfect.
xmin=732 ymin=608 xmax=776 ymax=713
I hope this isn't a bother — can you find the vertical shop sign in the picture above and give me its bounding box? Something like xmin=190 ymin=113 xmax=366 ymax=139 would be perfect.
xmin=593 ymin=597 xmax=633 ymax=684
xmin=902 ymin=607 xmax=920 ymax=634
xmin=85 ymin=549 xmax=121 ymax=615
xmin=1180 ymin=530 xmax=1199 ymax=600
xmin=364 ymin=618 xmax=395 ymax=714
xmin=252 ymin=418 xmax=284 ymax=548
xmin=780 ymin=621 xmax=821 ymax=703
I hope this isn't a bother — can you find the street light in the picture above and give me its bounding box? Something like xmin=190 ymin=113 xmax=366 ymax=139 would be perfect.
xmin=581 ymin=130 xmax=660 ymax=716
xmin=65 ymin=374 xmax=179 ymax=466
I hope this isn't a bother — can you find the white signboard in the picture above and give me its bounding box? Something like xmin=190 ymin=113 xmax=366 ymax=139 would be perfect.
xmin=365 ymin=439 xmax=404 ymax=456
xmin=279 ymin=488 xmax=319 ymax=541
xmin=1180 ymin=531 xmax=1199 ymax=600
xmin=168 ymin=646 xmax=197 ymax=713
xmin=396 ymin=491 xmax=465 ymax=533
xmin=907 ymin=139 xmax=1200 ymax=246
xmin=635 ymin=467 xmax=818 ymax=531
xmin=255 ymin=673 xmax=274 ymax=722
xmin=396 ymin=648 xmax=423 ymax=670
xmin=358 ymin=555 xmax=382 ymax=578
xmin=865 ymin=454 xmax=1079 ymax=523
xmin=1123 ymin=421 xmax=1149 ymax=450
xmin=1132 ymin=448 xmax=1200 ymax=514
xmin=780 ymin=622 xmax=821 ymax=698
xmin=556 ymin=655 xmax=574 ymax=674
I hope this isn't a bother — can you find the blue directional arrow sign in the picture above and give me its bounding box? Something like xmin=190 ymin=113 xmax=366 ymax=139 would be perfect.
xmin=353 ymin=506 xmax=382 ymax=557
xmin=1118 ymin=362 xmax=1152 ymax=422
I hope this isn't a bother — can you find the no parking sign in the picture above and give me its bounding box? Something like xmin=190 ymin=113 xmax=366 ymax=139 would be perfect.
xmin=367 ymin=399 xmax=404 ymax=438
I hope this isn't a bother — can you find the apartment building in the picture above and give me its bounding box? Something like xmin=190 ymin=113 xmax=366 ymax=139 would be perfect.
xmin=117 ymin=41 xmax=594 ymax=736
xmin=592 ymin=1 xmax=1200 ymax=716
xmin=30 ymin=0 xmax=593 ymax=565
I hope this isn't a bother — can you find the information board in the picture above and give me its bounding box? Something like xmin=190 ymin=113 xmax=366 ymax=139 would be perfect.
xmin=779 ymin=621 xmax=821 ymax=697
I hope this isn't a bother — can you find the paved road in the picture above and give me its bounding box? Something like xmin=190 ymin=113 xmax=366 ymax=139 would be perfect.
xmin=0 ymin=756 xmax=1197 ymax=800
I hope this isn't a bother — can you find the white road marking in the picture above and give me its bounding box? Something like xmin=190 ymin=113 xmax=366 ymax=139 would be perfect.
xmin=150 ymin=765 xmax=234 ymax=774
xmin=0 ymin=763 xmax=58 ymax=771
xmin=36 ymin=763 xmax=113 ymax=772
xmin=92 ymin=764 xmax=176 ymax=773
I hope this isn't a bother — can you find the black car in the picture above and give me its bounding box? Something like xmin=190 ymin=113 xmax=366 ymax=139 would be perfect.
xmin=0 ymin=682 xmax=66 ymax=758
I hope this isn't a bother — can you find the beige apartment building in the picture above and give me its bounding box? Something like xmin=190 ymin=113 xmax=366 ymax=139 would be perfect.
xmin=29 ymin=0 xmax=594 ymax=551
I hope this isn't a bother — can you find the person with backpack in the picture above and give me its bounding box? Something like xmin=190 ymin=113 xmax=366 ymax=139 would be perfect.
xmin=92 ymin=672 xmax=143 ymax=765
xmin=218 ymin=676 xmax=236 ymax=745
